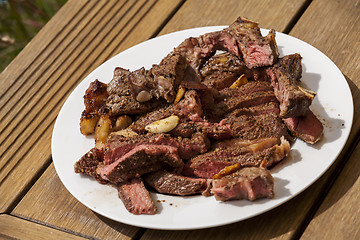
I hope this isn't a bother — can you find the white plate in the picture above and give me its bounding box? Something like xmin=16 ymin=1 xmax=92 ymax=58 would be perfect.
xmin=52 ymin=26 xmax=353 ymax=230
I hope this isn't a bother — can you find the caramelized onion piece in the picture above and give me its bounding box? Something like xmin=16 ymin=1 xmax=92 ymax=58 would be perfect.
xmin=230 ymin=74 xmax=248 ymax=88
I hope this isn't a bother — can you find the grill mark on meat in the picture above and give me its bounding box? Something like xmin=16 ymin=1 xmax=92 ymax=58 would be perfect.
xmin=97 ymin=144 xmax=184 ymax=183
xmin=118 ymin=178 xmax=157 ymax=215
xmin=211 ymin=167 xmax=274 ymax=201
xmin=144 ymin=170 xmax=207 ymax=196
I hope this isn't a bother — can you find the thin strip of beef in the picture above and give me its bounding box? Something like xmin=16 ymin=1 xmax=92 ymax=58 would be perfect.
xmin=106 ymin=67 xmax=164 ymax=115
xmin=284 ymin=109 xmax=323 ymax=144
xmin=211 ymin=81 xmax=277 ymax=117
xmin=118 ymin=178 xmax=157 ymax=215
xmin=104 ymin=132 xmax=209 ymax=162
xmin=227 ymin=16 xmax=279 ymax=69
xmin=183 ymin=137 xmax=290 ymax=179
xmin=144 ymin=170 xmax=207 ymax=196
xmin=222 ymin=110 xmax=290 ymax=141
xmin=211 ymin=167 xmax=274 ymax=201
xmin=97 ymin=144 xmax=184 ymax=183
xmin=266 ymin=53 xmax=316 ymax=118
xmin=74 ymin=148 xmax=107 ymax=184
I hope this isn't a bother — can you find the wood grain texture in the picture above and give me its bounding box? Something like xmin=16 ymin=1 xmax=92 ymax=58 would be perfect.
xmin=0 ymin=0 xmax=183 ymax=213
xmin=158 ymin=0 xmax=309 ymax=35
xmin=0 ymin=215 xmax=86 ymax=240
xmin=301 ymin=142 xmax=360 ymax=239
xmin=139 ymin=0 xmax=360 ymax=239
xmin=12 ymin=164 xmax=140 ymax=240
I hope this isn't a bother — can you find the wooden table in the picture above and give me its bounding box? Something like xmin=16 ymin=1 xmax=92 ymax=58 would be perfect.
xmin=1 ymin=0 xmax=359 ymax=239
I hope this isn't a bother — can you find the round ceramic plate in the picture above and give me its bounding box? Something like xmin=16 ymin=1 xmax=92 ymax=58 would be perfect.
xmin=52 ymin=26 xmax=353 ymax=230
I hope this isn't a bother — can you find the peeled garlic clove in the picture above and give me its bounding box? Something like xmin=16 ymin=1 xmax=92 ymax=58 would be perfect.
xmin=136 ymin=90 xmax=152 ymax=102
xmin=145 ymin=115 xmax=179 ymax=133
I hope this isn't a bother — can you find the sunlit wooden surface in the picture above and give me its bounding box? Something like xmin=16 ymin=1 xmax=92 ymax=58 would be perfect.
xmin=1 ymin=0 xmax=359 ymax=239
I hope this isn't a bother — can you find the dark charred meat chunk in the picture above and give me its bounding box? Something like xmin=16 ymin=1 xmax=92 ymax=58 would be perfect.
xmin=227 ymin=17 xmax=279 ymax=69
xmin=106 ymin=67 xmax=163 ymax=115
xmin=74 ymin=148 xmax=107 ymax=184
xmin=283 ymin=110 xmax=323 ymax=144
xmin=212 ymin=81 xmax=278 ymax=117
xmin=118 ymin=178 xmax=157 ymax=215
xmin=83 ymin=79 xmax=109 ymax=115
xmin=97 ymin=144 xmax=184 ymax=183
xmin=144 ymin=170 xmax=207 ymax=196
xmin=266 ymin=53 xmax=316 ymax=118
xmin=211 ymin=167 xmax=274 ymax=201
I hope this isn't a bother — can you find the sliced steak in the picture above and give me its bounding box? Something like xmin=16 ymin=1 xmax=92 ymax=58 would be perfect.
xmin=222 ymin=111 xmax=290 ymax=141
xmin=118 ymin=178 xmax=157 ymax=215
xmin=83 ymin=79 xmax=109 ymax=115
xmin=284 ymin=109 xmax=323 ymax=144
xmin=104 ymin=132 xmax=209 ymax=162
xmin=144 ymin=170 xmax=207 ymax=196
xmin=227 ymin=17 xmax=279 ymax=68
xmin=212 ymin=81 xmax=277 ymax=117
xmin=266 ymin=53 xmax=316 ymax=118
xmin=96 ymin=144 xmax=184 ymax=183
xmin=74 ymin=148 xmax=107 ymax=184
xmin=184 ymin=137 xmax=290 ymax=179
xmin=211 ymin=167 xmax=274 ymax=201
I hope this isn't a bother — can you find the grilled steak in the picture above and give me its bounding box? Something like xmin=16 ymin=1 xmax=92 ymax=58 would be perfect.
xmin=212 ymin=81 xmax=278 ymax=117
xmin=144 ymin=170 xmax=207 ymax=196
xmin=284 ymin=109 xmax=323 ymax=144
xmin=104 ymin=132 xmax=209 ymax=162
xmin=118 ymin=178 xmax=157 ymax=215
xmin=74 ymin=148 xmax=107 ymax=184
xmin=106 ymin=67 xmax=164 ymax=115
xmin=211 ymin=167 xmax=274 ymax=201
xmin=75 ymin=16 xmax=324 ymax=214
xmin=96 ymin=144 xmax=184 ymax=183
xmin=183 ymin=137 xmax=290 ymax=179
xmin=266 ymin=53 xmax=316 ymax=118
xmin=227 ymin=17 xmax=279 ymax=68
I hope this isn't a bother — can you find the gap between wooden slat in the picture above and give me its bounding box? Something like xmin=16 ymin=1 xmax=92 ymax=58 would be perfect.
xmin=0 ymin=0 xmax=108 ymax=144
xmin=283 ymin=0 xmax=313 ymax=34
xmin=0 ymin=0 xmax=170 ymax=208
xmin=0 ymin=0 xmax=93 ymax=111
xmin=0 ymin=0 xmax=127 ymax=180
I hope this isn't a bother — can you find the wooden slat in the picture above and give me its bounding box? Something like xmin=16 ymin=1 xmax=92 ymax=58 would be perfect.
xmin=158 ymin=0 xmax=308 ymax=35
xmin=0 ymin=0 xmax=183 ymax=212
xmin=301 ymin=142 xmax=360 ymax=239
xmin=0 ymin=215 xmax=86 ymax=240
xmin=139 ymin=0 xmax=360 ymax=239
xmin=12 ymin=164 xmax=140 ymax=240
